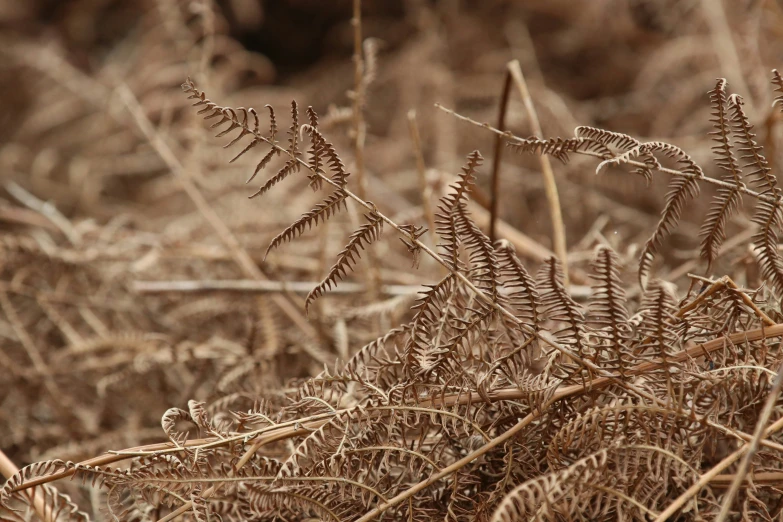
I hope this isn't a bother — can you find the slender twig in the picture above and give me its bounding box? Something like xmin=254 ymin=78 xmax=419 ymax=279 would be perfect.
xmin=351 ymin=0 xmax=367 ymax=200
xmin=711 ymin=470 xmax=783 ymax=485
xmin=0 ymin=205 xmax=60 ymax=230
xmin=489 ymin=68 xmax=512 ymax=243
xmin=0 ymin=282 xmax=136 ymax=312
xmin=506 ymin=60 xmax=569 ymax=286
xmin=681 ymin=274 xmax=775 ymax=326
xmin=133 ymin=279 xmax=427 ymax=296
xmin=349 ymin=0 xmax=381 ymax=304
xmin=701 ymin=0 xmax=757 ymax=119
xmin=0 ymin=448 xmax=20 ymax=480
xmin=132 ymin=279 xmax=593 ymax=299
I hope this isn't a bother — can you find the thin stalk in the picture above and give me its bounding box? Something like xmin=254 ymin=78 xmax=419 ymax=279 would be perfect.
xmin=133 ymin=279 xmax=427 ymax=296
xmin=349 ymin=0 xmax=381 ymax=306
xmin=351 ymin=0 xmax=367 ymax=200
xmin=701 ymin=0 xmax=757 ymax=119
xmin=407 ymin=110 xmax=437 ymax=245
xmin=5 ymin=181 xmax=82 ymax=246
xmin=489 ymin=68 xmax=513 ymax=243
xmin=506 ymin=60 xmax=569 ymax=286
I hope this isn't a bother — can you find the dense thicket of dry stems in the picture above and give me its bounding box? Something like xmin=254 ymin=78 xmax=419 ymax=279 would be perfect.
xmin=5 ymin=1 xmax=783 ymax=521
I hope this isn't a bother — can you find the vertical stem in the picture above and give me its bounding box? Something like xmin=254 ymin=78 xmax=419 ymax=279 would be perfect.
xmin=316 ymin=218 xmax=332 ymax=322
xmin=196 ymin=0 xmax=215 ymax=81
xmin=351 ymin=0 xmax=381 ymax=316
xmin=352 ymin=0 xmax=367 ymax=201
xmin=407 ymin=110 xmax=437 ymax=244
xmin=506 ymin=60 xmax=569 ymax=286
xmin=489 ymin=70 xmax=513 ymax=243
xmin=701 ymin=0 xmax=757 ymax=119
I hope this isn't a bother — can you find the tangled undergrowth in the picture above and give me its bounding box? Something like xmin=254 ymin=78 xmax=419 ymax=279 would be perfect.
xmin=4 ymin=1 xmax=783 ymax=521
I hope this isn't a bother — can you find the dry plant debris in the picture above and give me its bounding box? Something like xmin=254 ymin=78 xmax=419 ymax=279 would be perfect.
xmin=4 ymin=0 xmax=783 ymax=521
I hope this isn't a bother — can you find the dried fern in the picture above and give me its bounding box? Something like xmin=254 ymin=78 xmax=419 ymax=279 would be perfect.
xmin=305 ymin=211 xmax=383 ymax=311
xmin=9 ymin=22 xmax=783 ymax=522
xmin=699 ymin=79 xmax=744 ymax=268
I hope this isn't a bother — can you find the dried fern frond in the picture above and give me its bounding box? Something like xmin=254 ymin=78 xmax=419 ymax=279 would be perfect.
xmin=772 ymin=69 xmax=783 ymax=110
xmin=587 ymin=246 xmax=632 ymax=377
xmin=184 ymin=82 xmax=274 ymax=171
xmin=304 ymin=106 xmax=324 ymax=190
xmin=495 ymin=239 xmax=541 ymax=329
xmin=634 ymin=280 xmax=680 ymax=361
xmin=574 ymin=126 xmax=642 ymax=152
xmin=403 ymin=274 xmax=457 ymax=376
xmin=305 ymin=210 xmax=383 ymax=311
xmin=495 ymin=440 xmax=699 ymax=522
xmin=497 ymin=75 xmax=783 ymax=294
xmin=301 ymin=123 xmax=350 ymax=190
xmin=729 ymin=91 xmax=783 ymax=293
xmin=434 ymin=151 xmax=483 ymax=271
xmin=0 ymin=460 xmax=89 ymax=522
xmin=249 ymin=159 xmax=299 ymax=199
xmin=242 ymin=105 xmax=279 ymax=184
xmin=454 ymin=204 xmax=501 ymax=300
xmin=491 ymin=447 xmax=614 ymax=522
xmin=14 ymin=15 xmax=783 ymax=521
xmin=507 ymin=136 xmax=612 ymax=163
xmin=638 ymin=153 xmax=702 ymax=285
xmin=264 ymin=190 xmax=347 ymax=259
xmin=2 ymin=482 xmax=91 ymax=522
xmin=699 ymin=79 xmax=744 ymax=268
xmin=340 ymin=324 xmax=410 ymax=379
xmin=536 ymin=257 xmax=587 ymax=380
